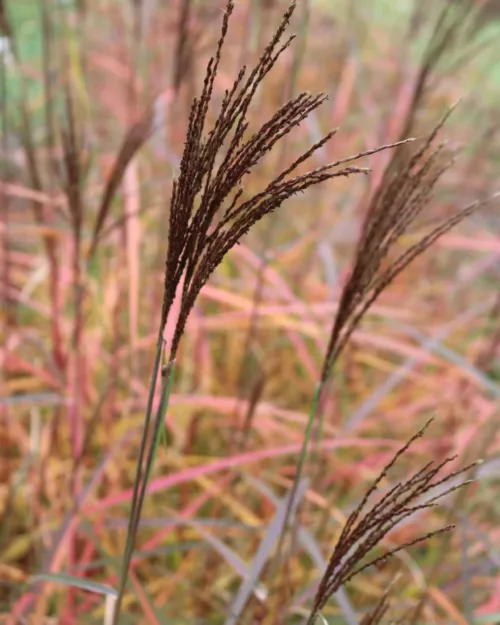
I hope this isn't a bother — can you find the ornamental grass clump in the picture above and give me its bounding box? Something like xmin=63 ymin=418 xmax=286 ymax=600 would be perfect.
xmin=112 ymin=1 xmax=495 ymax=622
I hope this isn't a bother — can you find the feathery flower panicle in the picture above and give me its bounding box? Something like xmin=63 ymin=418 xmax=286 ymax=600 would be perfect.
xmin=319 ymin=106 xmax=495 ymax=381
xmin=306 ymin=420 xmax=477 ymax=624
xmin=159 ymin=0 xmax=408 ymax=362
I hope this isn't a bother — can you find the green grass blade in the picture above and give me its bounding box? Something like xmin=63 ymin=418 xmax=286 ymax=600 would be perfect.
xmin=149 ymin=361 xmax=175 ymax=481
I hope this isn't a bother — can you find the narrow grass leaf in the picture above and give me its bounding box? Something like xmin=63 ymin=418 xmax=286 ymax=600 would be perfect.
xmin=247 ymin=475 xmax=358 ymax=625
xmin=30 ymin=573 xmax=117 ymax=598
xmin=149 ymin=361 xmax=176 ymax=479
xmin=224 ymin=478 xmax=309 ymax=625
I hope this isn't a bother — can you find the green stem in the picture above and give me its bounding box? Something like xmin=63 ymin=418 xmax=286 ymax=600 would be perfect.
xmin=149 ymin=361 xmax=175 ymax=482
xmin=112 ymin=335 xmax=163 ymax=623
xmin=267 ymin=381 xmax=323 ymax=588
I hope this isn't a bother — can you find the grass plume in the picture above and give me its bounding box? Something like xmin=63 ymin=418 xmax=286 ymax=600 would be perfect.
xmin=306 ymin=420 xmax=477 ymax=624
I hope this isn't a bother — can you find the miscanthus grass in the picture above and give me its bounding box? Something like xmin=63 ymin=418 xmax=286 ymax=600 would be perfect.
xmin=111 ymin=1 xmax=495 ymax=622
